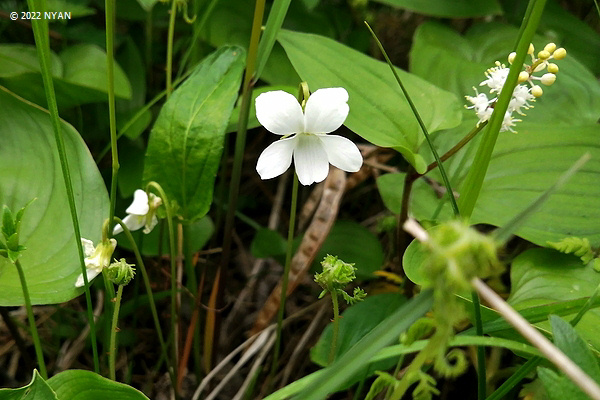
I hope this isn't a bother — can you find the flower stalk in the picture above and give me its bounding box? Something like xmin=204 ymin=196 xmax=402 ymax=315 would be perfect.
xmin=25 ymin=0 xmax=100 ymax=372
xmin=15 ymin=259 xmax=47 ymax=379
xmin=270 ymin=172 xmax=300 ymax=377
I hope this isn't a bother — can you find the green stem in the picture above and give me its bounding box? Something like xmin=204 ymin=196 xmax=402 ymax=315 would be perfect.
xmin=458 ymin=0 xmax=547 ymax=218
xmin=471 ymin=290 xmax=486 ymax=399
xmin=365 ymin=21 xmax=459 ymax=217
xmin=14 ymin=260 xmax=47 ymax=379
xmin=146 ymin=182 xmax=179 ymax=395
xmin=105 ymin=0 xmax=119 ymax=235
xmin=216 ymin=0 xmax=266 ymax=366
xmin=109 ymin=284 xmax=124 ymax=380
xmin=25 ymin=0 xmax=99 ymax=373
xmin=329 ymin=292 xmax=340 ymax=365
xmin=270 ymin=173 xmax=299 ymax=378
xmin=113 ymin=217 xmax=176 ymax=395
xmin=166 ymin=0 xmax=178 ymax=98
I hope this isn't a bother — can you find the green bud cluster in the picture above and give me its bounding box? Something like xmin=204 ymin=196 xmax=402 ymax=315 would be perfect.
xmin=425 ymin=220 xmax=502 ymax=292
xmin=0 ymin=201 xmax=34 ymax=262
xmin=106 ymin=258 xmax=136 ymax=286
xmin=314 ymin=254 xmax=366 ymax=304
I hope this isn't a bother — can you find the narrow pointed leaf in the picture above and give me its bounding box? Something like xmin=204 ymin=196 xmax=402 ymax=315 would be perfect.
xmin=144 ymin=46 xmax=244 ymax=221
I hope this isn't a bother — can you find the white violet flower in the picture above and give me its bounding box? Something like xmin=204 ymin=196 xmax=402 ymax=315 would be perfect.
xmin=113 ymin=189 xmax=162 ymax=235
xmin=255 ymin=88 xmax=363 ymax=186
xmin=75 ymin=238 xmax=117 ymax=287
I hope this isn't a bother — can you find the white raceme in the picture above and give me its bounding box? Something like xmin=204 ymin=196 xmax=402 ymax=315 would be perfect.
xmin=113 ymin=189 xmax=162 ymax=235
xmin=466 ymin=43 xmax=565 ymax=133
xmin=255 ymin=88 xmax=363 ymax=186
xmin=75 ymin=238 xmax=117 ymax=287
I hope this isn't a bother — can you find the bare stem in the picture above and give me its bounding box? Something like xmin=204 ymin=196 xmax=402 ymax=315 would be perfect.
xmin=472 ymin=277 xmax=600 ymax=400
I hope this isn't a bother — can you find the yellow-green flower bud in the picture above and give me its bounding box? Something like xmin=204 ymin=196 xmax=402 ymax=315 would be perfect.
xmin=544 ymin=42 xmax=556 ymax=53
xmin=527 ymin=43 xmax=534 ymax=55
xmin=537 ymin=50 xmax=551 ymax=60
xmin=547 ymin=63 xmax=559 ymax=73
xmin=541 ymin=73 xmax=556 ymax=86
xmin=507 ymin=52 xmax=516 ymax=64
xmin=517 ymin=71 xmax=530 ymax=83
xmin=106 ymin=258 xmax=135 ymax=286
xmin=531 ymin=85 xmax=543 ymax=97
xmin=423 ymin=220 xmax=502 ymax=292
xmin=553 ymin=47 xmax=567 ymax=60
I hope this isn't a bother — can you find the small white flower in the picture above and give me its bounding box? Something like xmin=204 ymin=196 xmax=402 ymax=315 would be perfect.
xmin=75 ymin=238 xmax=117 ymax=287
xmin=255 ymin=88 xmax=363 ymax=186
xmin=113 ymin=190 xmax=162 ymax=235
xmin=500 ymin=111 xmax=520 ymax=133
xmin=465 ymin=91 xmax=490 ymax=114
xmin=508 ymin=85 xmax=535 ymax=115
xmin=480 ymin=62 xmax=510 ymax=93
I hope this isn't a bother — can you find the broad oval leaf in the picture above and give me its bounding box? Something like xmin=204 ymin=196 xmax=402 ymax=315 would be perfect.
xmin=143 ymin=46 xmax=245 ymax=221
xmin=371 ymin=0 xmax=502 ymax=17
xmin=47 ymin=370 xmax=149 ymax=400
xmin=0 ymin=87 xmax=108 ymax=306
xmin=0 ymin=370 xmax=57 ymax=400
xmin=278 ymin=29 xmax=463 ymax=174
xmin=0 ymin=44 xmax=131 ymax=109
xmin=509 ymin=248 xmax=600 ymax=352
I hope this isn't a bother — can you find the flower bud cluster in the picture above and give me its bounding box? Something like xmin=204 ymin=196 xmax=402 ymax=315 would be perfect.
xmin=466 ymin=43 xmax=565 ymax=133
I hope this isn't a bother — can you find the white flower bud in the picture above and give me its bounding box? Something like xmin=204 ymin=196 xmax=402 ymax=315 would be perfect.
xmin=518 ymin=71 xmax=530 ymax=83
xmin=541 ymin=73 xmax=556 ymax=86
xmin=531 ymin=85 xmax=543 ymax=97
xmin=508 ymin=52 xmax=516 ymax=64
xmin=553 ymin=48 xmax=567 ymax=60
xmin=544 ymin=43 xmax=556 ymax=53
xmin=537 ymin=50 xmax=551 ymax=60
xmin=527 ymin=43 xmax=535 ymax=55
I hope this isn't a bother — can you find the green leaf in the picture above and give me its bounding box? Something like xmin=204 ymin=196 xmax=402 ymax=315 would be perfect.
xmin=0 ymin=87 xmax=108 ymax=306
xmin=509 ymin=248 xmax=600 ymax=352
xmin=310 ymin=294 xmax=406 ymax=387
xmin=292 ymin=289 xmax=433 ymax=400
xmin=370 ymin=0 xmax=502 ymax=17
xmin=0 ymin=44 xmax=132 ymax=108
xmin=537 ymin=315 xmax=600 ymax=400
xmin=0 ymin=370 xmax=58 ymax=400
xmin=0 ymin=44 xmax=62 ymax=77
xmin=47 ymin=369 xmax=149 ymax=399
xmin=277 ymin=29 xmax=462 ymax=174
xmin=143 ymin=46 xmax=245 ymax=221
xmin=251 ymin=228 xmax=286 ymax=259
xmin=59 ymin=44 xmax=131 ymax=100
xmin=406 ymin=115 xmax=600 ymax=247
xmin=550 ymin=315 xmax=600 ymax=381
xmin=538 ymin=368 xmax=587 ymax=400
xmin=2 ymin=205 xmax=16 ymax=239
xmin=402 ymin=237 xmax=430 ymax=286
xmin=116 ymin=217 xmax=214 ymax=257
